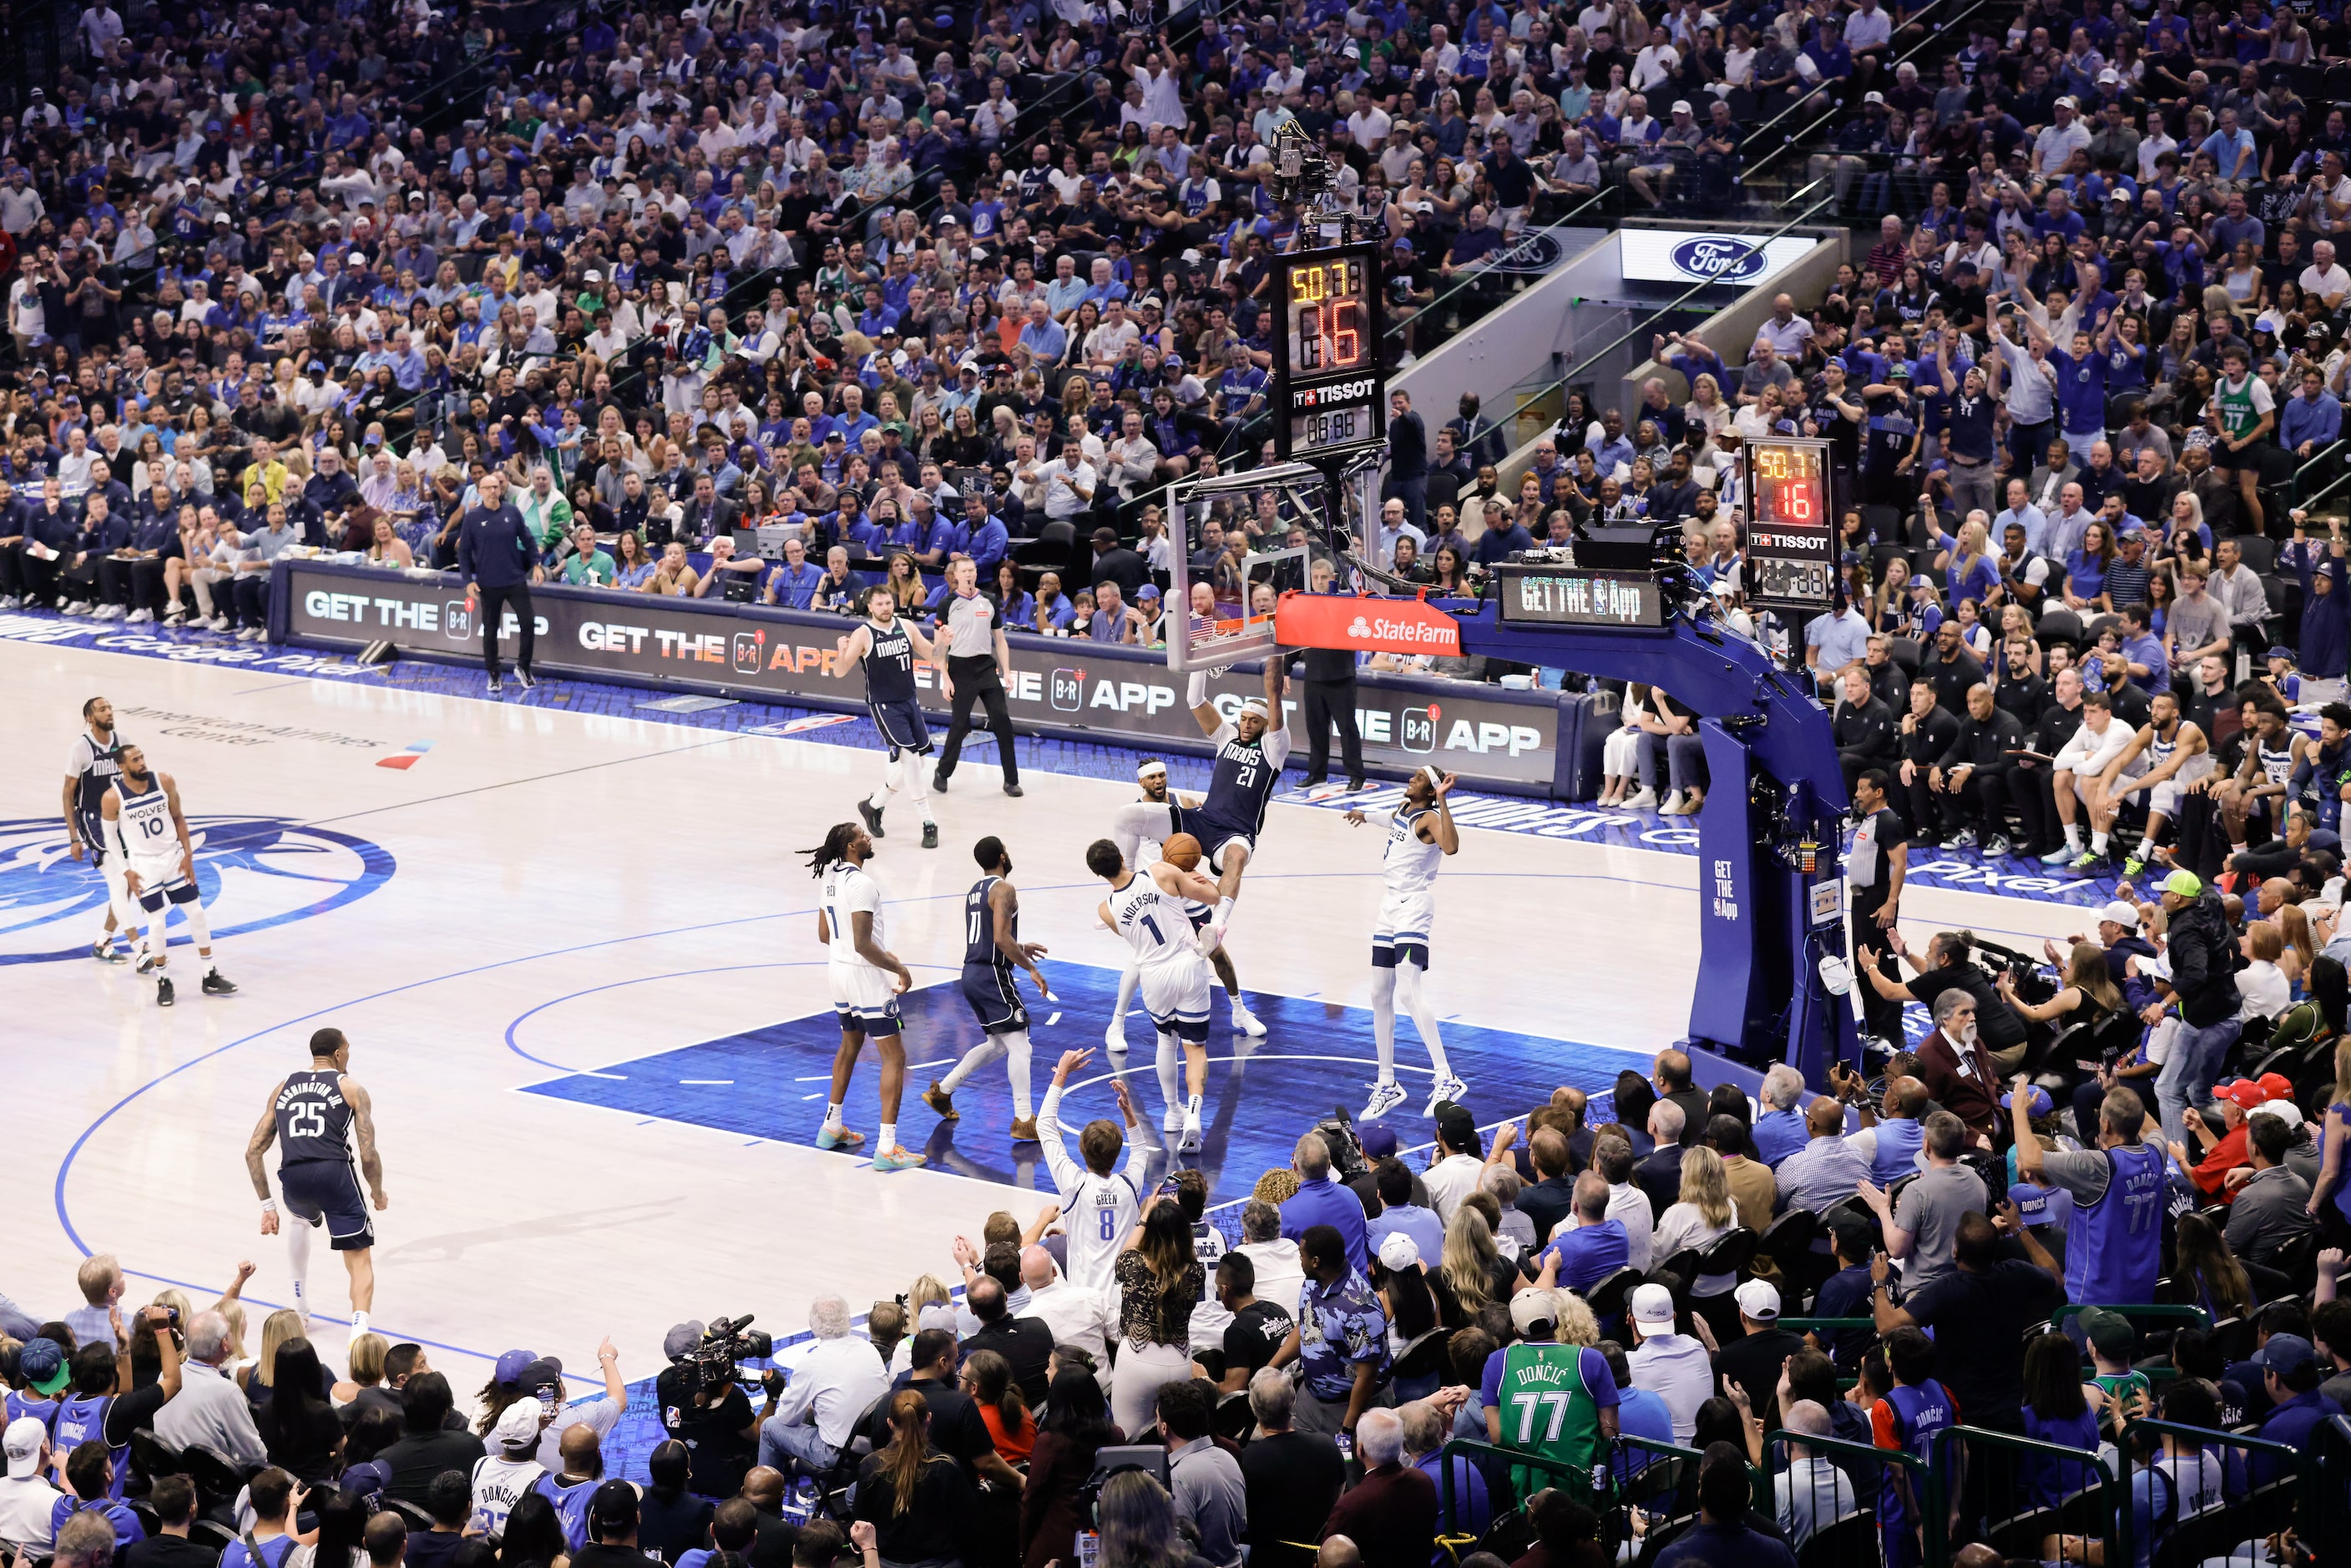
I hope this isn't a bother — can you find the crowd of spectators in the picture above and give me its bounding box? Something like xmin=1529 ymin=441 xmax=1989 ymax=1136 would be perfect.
xmin=10 ymin=1027 xmax=2351 ymax=1568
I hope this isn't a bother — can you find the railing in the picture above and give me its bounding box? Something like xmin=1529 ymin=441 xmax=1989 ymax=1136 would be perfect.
xmin=2049 ymin=1302 xmax=2213 ymax=1345
xmin=2116 ymin=1419 xmax=2306 ymax=1567
xmin=1732 ymin=0 xmax=2004 ymax=188
xmin=2288 ymin=438 xmax=2350 ymax=512
xmin=1379 ymin=186 xmax=1611 ymax=363
xmin=1936 ymin=1423 xmax=2116 ymax=1566
xmin=1449 ymin=183 xmax=1838 ymax=464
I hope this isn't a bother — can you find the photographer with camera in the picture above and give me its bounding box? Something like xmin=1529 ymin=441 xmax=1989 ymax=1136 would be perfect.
xmin=1852 ymin=928 xmax=2030 ymax=1071
xmin=656 ymin=1320 xmax=769 ymax=1500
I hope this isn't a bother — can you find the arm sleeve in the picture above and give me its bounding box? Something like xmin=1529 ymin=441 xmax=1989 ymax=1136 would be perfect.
xmin=1036 ymin=1085 xmax=1082 ymax=1198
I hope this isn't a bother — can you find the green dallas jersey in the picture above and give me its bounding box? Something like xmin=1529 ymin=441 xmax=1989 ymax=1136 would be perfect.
xmin=2215 ymin=373 xmax=2268 ymax=443
xmin=1494 ymin=1342 xmax=1607 ymax=1500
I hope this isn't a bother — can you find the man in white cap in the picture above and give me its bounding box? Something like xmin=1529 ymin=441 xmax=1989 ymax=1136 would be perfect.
xmin=2046 ymin=898 xmax=2158 ymax=989
xmin=1624 ymin=1283 xmax=1712 ymax=1444
xmin=468 ymin=1399 xmax=554 ymax=1535
xmin=1711 ymin=1281 xmax=1802 ymax=1419
xmin=0 ymin=1415 xmax=61 ymax=1555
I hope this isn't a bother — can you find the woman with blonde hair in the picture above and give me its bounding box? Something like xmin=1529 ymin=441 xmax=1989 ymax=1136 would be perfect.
xmin=240 ymin=1306 xmax=306 ymax=1408
xmin=1869 ymin=556 xmax=1914 ymax=634
xmin=1683 ymin=372 xmax=1730 ymax=442
xmin=2279 ymin=903 xmax=2316 ymax=986
xmin=1649 ymin=1146 xmax=1737 ymax=1297
xmin=1936 ymin=516 xmax=2000 ymax=606
xmin=887 ymin=1275 xmax=955 ymax=1374
xmin=1440 ymin=1202 xmax=1506 ymax=1315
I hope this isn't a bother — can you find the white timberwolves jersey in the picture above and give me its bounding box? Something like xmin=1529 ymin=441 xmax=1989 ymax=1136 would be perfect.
xmin=1110 ymin=872 xmax=1199 ymax=972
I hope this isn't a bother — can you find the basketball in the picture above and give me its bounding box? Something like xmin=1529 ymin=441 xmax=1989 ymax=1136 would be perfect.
xmin=1162 ymin=833 xmax=1203 ymax=870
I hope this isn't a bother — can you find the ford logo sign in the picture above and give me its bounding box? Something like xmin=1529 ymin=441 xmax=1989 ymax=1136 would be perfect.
xmin=1669 ymin=235 xmax=1768 ymax=284
xmin=1484 ymin=229 xmax=1568 ymax=276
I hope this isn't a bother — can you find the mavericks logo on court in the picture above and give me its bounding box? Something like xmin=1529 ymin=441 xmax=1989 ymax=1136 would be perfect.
xmin=0 ymin=816 xmax=397 ymax=964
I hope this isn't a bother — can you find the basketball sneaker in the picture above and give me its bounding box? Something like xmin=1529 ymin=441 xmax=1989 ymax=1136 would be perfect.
xmin=922 ymin=822 xmax=939 ymax=849
xmin=871 ymin=1146 xmax=927 ymax=1172
xmin=815 ymin=1122 xmax=866 ymax=1151
xmin=155 ymin=976 xmax=174 ymax=1008
xmin=1009 ymin=1116 xmax=1039 ymax=1142
xmin=922 ymin=1082 xmax=958 ymax=1120
xmin=1423 ymin=1074 xmax=1469 ymax=1117
xmin=858 ymin=799 xmax=885 ymax=838
xmin=201 ymin=969 xmax=239 ymax=996
xmin=1360 ymin=1080 xmax=1408 ymax=1119
xmin=91 ymin=936 xmax=124 ymax=963
xmin=1230 ymin=999 xmax=1267 ymax=1036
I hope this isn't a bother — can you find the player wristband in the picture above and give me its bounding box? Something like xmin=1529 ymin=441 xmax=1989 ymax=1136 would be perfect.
xmin=261 ymin=1199 xmax=279 ymax=1216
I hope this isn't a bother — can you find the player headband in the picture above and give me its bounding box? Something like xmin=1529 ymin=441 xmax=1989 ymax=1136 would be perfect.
xmin=1421 ymin=766 xmax=1443 ymax=789
xmin=1239 ymin=699 xmax=1272 ymax=719
xmin=1136 ymin=761 xmax=1167 ymax=779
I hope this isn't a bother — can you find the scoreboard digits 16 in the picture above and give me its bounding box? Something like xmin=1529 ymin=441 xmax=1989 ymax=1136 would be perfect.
xmin=1275 ymin=241 xmax=1385 ymax=463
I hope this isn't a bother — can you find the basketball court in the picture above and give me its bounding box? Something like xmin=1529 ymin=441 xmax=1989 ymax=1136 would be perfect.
xmin=3 ymin=631 xmax=2104 ymax=1401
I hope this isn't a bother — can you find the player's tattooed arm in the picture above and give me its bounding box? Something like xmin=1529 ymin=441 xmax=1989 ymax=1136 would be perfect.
xmin=346 ymin=1078 xmax=388 ymax=1208
xmin=246 ymin=1084 xmax=281 ymax=1215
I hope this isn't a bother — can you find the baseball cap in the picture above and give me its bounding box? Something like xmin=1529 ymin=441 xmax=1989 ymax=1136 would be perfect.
xmin=2214 ymin=1079 xmax=2272 ymax=1110
xmin=2257 ymin=1100 xmax=2306 ymax=1130
xmin=18 ymin=1338 xmax=67 ymax=1397
xmin=2078 ymin=1307 xmax=2135 ymax=1358
xmin=3 ymin=1417 xmax=43 ymax=1479
xmin=2097 ymin=68 xmax=2121 ymax=83
xmin=918 ymin=1303 xmax=959 ymax=1333
xmin=1671 ymin=99 xmax=1693 ymax=114
xmin=2008 ymin=1181 xmax=2053 ymax=1224
xmin=492 ymin=1398 xmax=544 ymax=1449
xmin=1862 ymin=90 xmax=1885 ymax=104
xmin=2099 ymin=899 xmax=2140 ymax=928
xmin=2256 ymin=1072 xmax=2294 ymax=1101
xmin=2008 ymin=1084 xmax=2054 ymax=1119
xmin=1433 ymin=1099 xmax=1478 ymax=1146
xmin=1733 ymin=1280 xmax=1781 ymax=1321
xmin=1631 ymin=1283 xmax=1676 ymax=1328
xmin=662 ymin=1321 xmax=705 ymax=1360
xmin=2268 ymin=645 xmax=2294 ymax=662
xmin=521 ymin=1355 xmax=564 ymax=1389
xmin=1136 ymin=584 xmax=1160 ymax=601
xmin=588 ymin=1479 xmax=639 ymax=1532
xmin=1357 ymin=1125 xmax=1400 ymax=1160
xmin=2107 ymin=188 xmax=2130 ymax=202
xmin=1509 ymin=1290 xmax=1560 ymax=1335
xmin=2161 ymin=869 xmax=2203 ymax=898
xmin=1378 ymin=1232 xmax=1423 ymax=1272
xmin=493 ymin=1348 xmax=538 ymax=1386
xmin=2256 ymin=1333 xmax=2318 ymax=1375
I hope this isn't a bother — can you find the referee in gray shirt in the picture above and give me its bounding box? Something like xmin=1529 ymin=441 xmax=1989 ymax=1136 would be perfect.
xmin=931 ymin=556 xmax=1024 ymax=795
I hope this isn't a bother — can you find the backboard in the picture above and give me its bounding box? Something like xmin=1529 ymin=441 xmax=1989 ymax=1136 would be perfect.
xmin=1162 ymin=462 xmax=1336 ymax=672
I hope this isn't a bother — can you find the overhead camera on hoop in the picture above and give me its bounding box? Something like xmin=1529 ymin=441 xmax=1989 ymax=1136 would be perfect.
xmin=675 ymin=1315 xmax=774 ymax=1394
xmin=1263 ymin=119 xmax=1340 ymax=209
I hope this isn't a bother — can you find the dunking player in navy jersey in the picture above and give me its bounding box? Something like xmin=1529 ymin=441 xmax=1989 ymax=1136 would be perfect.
xmin=62 ymin=695 xmax=141 ymax=962
xmin=1345 ymin=767 xmax=1465 ymax=1119
xmin=245 ymin=1028 xmax=386 ymax=1333
xmin=1106 ymin=759 xmax=1264 ymax=1050
xmin=923 ymin=836 xmax=1052 ymax=1141
xmin=834 ymin=584 xmax=943 ymax=849
xmin=101 ymin=745 xmax=235 ymax=1006
xmin=1109 ymin=656 xmax=1289 ymax=951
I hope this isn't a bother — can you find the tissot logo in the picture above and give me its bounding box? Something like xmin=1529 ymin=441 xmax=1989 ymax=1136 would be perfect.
xmin=1290 ymin=377 xmax=1378 ymax=409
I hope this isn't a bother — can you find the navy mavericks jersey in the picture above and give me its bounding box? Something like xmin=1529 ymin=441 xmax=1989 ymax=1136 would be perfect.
xmin=862 ymin=618 xmax=918 ymax=704
xmin=964 ymin=875 xmax=1013 ymax=970
xmin=275 ymin=1068 xmax=355 ymax=1166
xmin=1203 ymin=731 xmax=1284 ymax=833
xmin=68 ymin=730 xmax=128 ymax=837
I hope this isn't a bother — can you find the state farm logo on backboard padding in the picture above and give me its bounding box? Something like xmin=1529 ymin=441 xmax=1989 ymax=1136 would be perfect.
xmin=1276 ymin=591 xmax=1462 ymax=655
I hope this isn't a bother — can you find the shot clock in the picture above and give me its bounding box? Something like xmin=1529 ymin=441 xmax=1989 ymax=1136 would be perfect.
xmin=1742 ymin=436 xmax=1838 ymax=615
xmin=1273 ymin=241 xmax=1386 ymax=463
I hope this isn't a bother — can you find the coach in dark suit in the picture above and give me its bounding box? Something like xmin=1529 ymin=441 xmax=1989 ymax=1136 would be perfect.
xmin=457 ymin=471 xmax=540 ymax=691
